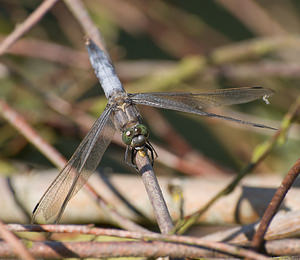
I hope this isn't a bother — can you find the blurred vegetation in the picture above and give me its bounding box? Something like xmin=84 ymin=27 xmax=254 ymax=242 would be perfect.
xmin=0 ymin=0 xmax=300 ymax=178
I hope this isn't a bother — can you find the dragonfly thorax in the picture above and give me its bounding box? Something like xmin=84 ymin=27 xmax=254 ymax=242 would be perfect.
xmin=122 ymin=124 xmax=149 ymax=149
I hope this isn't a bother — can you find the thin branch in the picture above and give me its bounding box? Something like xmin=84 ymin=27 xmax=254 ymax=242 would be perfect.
xmin=0 ymin=0 xmax=60 ymax=55
xmin=135 ymin=152 xmax=174 ymax=234
xmin=0 ymin=221 xmax=34 ymax=260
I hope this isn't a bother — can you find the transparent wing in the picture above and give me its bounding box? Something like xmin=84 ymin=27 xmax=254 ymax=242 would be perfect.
xmin=32 ymin=105 xmax=116 ymax=223
xmin=129 ymin=87 xmax=276 ymax=130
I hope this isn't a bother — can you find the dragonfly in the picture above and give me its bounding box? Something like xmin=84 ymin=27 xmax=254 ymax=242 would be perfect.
xmin=32 ymin=39 xmax=275 ymax=224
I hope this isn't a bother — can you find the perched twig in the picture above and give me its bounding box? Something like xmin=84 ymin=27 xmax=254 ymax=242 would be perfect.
xmin=0 ymin=0 xmax=60 ymax=55
xmin=0 ymin=220 xmax=34 ymax=260
xmin=135 ymin=152 xmax=173 ymax=234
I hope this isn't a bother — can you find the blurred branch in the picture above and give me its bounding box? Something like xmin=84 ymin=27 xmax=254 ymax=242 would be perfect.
xmin=0 ymin=0 xmax=60 ymax=55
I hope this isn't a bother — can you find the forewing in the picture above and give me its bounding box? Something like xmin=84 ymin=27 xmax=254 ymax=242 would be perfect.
xmin=129 ymin=87 xmax=276 ymax=130
xmin=32 ymin=105 xmax=116 ymax=223
xmin=130 ymin=87 xmax=273 ymax=109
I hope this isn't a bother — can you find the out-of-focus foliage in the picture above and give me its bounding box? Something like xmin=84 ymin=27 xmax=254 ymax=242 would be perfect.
xmin=0 ymin=0 xmax=299 ymax=177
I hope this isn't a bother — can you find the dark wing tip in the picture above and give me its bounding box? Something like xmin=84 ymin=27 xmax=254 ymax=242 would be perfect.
xmin=31 ymin=203 xmax=40 ymax=224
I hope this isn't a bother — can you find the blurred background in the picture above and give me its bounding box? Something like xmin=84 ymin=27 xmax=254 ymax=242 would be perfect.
xmin=0 ymin=0 xmax=300 ymax=226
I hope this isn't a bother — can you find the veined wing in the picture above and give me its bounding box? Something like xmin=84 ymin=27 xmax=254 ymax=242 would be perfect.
xmin=129 ymin=87 xmax=276 ymax=130
xmin=32 ymin=104 xmax=116 ymax=223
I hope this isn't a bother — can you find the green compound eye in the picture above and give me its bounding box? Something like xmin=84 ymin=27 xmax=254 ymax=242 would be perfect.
xmin=135 ymin=124 xmax=149 ymax=138
xmin=122 ymin=129 xmax=134 ymax=145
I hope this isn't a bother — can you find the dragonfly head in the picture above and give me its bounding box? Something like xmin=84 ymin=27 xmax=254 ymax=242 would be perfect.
xmin=122 ymin=124 xmax=149 ymax=149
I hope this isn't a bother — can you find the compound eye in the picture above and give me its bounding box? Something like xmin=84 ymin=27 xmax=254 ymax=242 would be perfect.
xmin=122 ymin=129 xmax=134 ymax=145
xmin=135 ymin=124 xmax=149 ymax=138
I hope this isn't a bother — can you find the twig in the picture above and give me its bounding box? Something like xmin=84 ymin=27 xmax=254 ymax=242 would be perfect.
xmin=0 ymin=220 xmax=34 ymax=260
xmin=6 ymin=224 xmax=268 ymax=259
xmin=0 ymin=0 xmax=60 ymax=55
xmin=135 ymin=152 xmax=173 ymax=234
